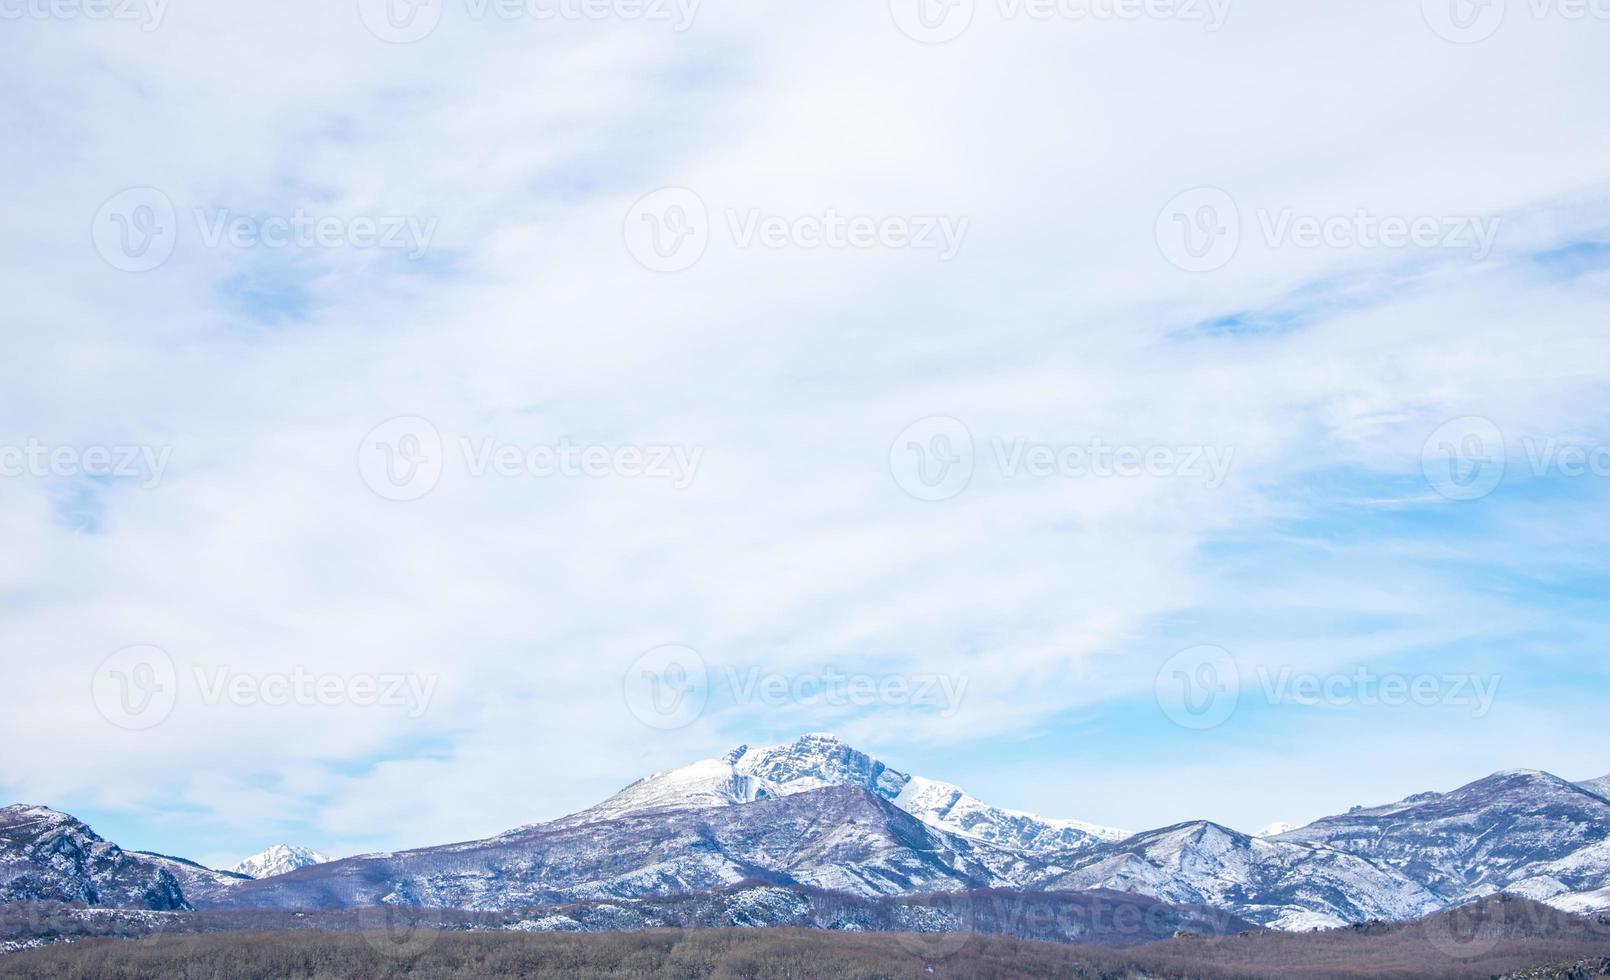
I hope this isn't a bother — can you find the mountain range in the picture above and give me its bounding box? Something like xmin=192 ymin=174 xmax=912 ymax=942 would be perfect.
xmin=3 ymin=734 xmax=1607 ymax=936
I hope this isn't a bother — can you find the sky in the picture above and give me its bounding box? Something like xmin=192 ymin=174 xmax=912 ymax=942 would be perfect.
xmin=2 ymin=0 xmax=1610 ymax=870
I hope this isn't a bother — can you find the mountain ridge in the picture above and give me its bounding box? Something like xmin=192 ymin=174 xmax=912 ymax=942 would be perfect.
xmin=2 ymin=735 xmax=1606 ymax=930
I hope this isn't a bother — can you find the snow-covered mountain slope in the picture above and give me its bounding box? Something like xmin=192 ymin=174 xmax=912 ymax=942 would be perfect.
xmin=208 ymin=786 xmax=1026 ymax=911
xmin=1275 ymin=770 xmax=1610 ymax=905
xmin=229 ymin=844 xmax=332 ymax=879
xmin=893 ymin=775 xmax=1127 ymax=852
xmin=1544 ymin=883 xmax=1610 ymax=916
xmin=1254 ymin=822 xmax=1294 ymax=838
xmin=564 ymin=733 xmax=1125 ymax=856
xmin=0 ymin=805 xmax=188 ymax=910
xmin=1039 ymin=820 xmax=1443 ymax=930
xmin=125 ymin=851 xmax=251 ymax=905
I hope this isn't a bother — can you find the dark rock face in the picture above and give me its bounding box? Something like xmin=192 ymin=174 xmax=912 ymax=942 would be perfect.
xmin=0 ymin=805 xmax=187 ymax=911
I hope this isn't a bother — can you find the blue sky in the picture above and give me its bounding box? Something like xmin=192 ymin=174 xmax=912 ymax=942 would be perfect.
xmin=3 ymin=0 xmax=1610 ymax=869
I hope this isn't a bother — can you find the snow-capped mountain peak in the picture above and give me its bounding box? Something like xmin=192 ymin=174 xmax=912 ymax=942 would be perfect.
xmin=228 ymin=844 xmax=332 ymax=879
xmin=565 ymin=733 xmax=1126 ymax=856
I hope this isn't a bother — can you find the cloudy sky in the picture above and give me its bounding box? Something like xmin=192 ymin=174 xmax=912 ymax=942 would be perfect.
xmin=3 ymin=0 xmax=1609 ymax=868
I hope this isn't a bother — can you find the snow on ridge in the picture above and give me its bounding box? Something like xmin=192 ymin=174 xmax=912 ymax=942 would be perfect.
xmin=228 ymin=844 xmax=333 ymax=879
xmin=559 ymin=734 xmax=1126 ymax=857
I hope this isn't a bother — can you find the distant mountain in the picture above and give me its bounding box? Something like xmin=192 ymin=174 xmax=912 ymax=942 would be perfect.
xmin=229 ymin=845 xmax=332 ymax=880
xmin=0 ymin=805 xmax=187 ymax=910
xmin=1578 ymin=773 xmax=1610 ymax=802
xmin=1042 ymin=820 xmax=1442 ymax=930
xmin=1274 ymin=770 xmax=1610 ymax=906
